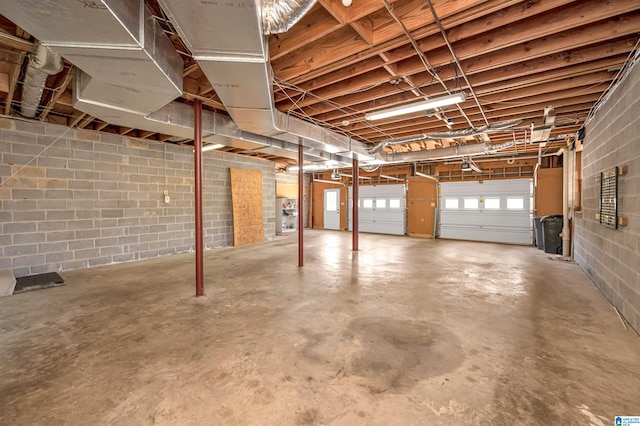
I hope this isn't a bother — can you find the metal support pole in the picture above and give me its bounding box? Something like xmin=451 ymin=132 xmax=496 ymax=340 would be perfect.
xmin=194 ymin=99 xmax=204 ymax=296
xmin=352 ymin=158 xmax=359 ymax=251
xmin=298 ymin=141 xmax=304 ymax=267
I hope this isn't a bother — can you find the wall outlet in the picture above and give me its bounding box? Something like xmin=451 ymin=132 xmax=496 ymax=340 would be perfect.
xmin=163 ymin=190 xmax=169 ymax=204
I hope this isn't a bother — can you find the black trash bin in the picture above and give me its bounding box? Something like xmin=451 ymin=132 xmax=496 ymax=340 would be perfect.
xmin=541 ymin=215 xmax=563 ymax=254
xmin=533 ymin=217 xmax=544 ymax=250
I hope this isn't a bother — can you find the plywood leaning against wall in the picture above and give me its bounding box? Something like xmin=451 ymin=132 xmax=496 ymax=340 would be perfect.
xmin=536 ymin=168 xmax=563 ymax=217
xmin=407 ymin=177 xmax=437 ymax=238
xmin=230 ymin=168 xmax=264 ymax=246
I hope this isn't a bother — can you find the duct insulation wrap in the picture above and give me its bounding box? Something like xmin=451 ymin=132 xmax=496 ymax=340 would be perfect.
xmin=262 ymin=0 xmax=318 ymax=34
xmin=21 ymin=44 xmax=63 ymax=118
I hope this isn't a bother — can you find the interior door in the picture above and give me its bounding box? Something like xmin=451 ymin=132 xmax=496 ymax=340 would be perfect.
xmin=324 ymin=188 xmax=340 ymax=230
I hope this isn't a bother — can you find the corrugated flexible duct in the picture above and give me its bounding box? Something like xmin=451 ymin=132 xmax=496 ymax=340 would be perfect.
xmin=20 ymin=44 xmax=63 ymax=118
xmin=382 ymin=141 xmax=516 ymax=163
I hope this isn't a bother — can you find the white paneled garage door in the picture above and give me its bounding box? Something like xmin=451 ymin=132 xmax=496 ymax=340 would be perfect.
xmin=439 ymin=179 xmax=533 ymax=245
xmin=348 ymin=184 xmax=406 ymax=235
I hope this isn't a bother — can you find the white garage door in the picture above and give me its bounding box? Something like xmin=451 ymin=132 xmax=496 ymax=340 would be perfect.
xmin=347 ymin=184 xmax=406 ymax=235
xmin=439 ymin=179 xmax=533 ymax=245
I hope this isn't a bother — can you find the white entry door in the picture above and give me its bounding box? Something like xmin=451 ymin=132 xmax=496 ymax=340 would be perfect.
xmin=439 ymin=179 xmax=533 ymax=245
xmin=324 ymin=188 xmax=340 ymax=230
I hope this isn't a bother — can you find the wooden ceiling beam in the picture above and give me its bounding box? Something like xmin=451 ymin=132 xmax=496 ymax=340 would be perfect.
xmin=306 ymin=31 xmax=633 ymax=118
xmin=305 ymin=67 xmax=613 ymax=123
xmin=0 ymin=72 xmax=8 ymax=92
xmin=368 ymin=112 xmax=587 ymax=145
xmin=119 ymin=127 xmax=134 ymax=135
xmin=77 ymin=114 xmax=95 ymax=129
xmin=95 ymin=122 xmax=110 ymax=131
xmin=276 ymin=0 xmax=522 ymax=85
xmin=318 ymin=73 xmax=610 ymax=125
xmin=0 ymin=31 xmax=35 ymax=53
xmin=56 ymin=90 xmax=73 ymax=107
xmin=181 ymin=92 xmax=226 ymax=111
xmin=285 ymin=10 xmax=638 ymax=115
xmin=400 ymin=12 xmax=640 ymax=77
xmin=318 ymin=0 xmax=347 ymax=24
xmin=275 ymin=0 xmax=576 ymax=104
xmin=431 ymin=2 xmax=640 ymax=63
xmin=269 ymin=5 xmax=342 ymax=61
xmin=279 ymin=0 xmax=633 ymax=99
xmin=352 ymin=97 xmax=599 ymax=137
xmin=183 ymin=62 xmax=200 ymax=77
xmin=349 ymin=19 xmax=375 ymax=45
xmin=3 ymin=51 xmax=25 ymax=115
xmin=286 ymin=52 xmax=624 ymax=117
xmin=356 ymin=103 xmax=595 ymax=141
xmin=40 ymin=66 xmax=74 ymax=121
xmin=139 ymin=131 xmax=156 ymax=139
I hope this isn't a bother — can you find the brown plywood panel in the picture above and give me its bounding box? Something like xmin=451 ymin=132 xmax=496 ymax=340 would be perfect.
xmin=407 ymin=177 xmax=437 ymax=237
xmin=230 ymin=168 xmax=264 ymax=246
xmin=536 ymin=168 xmax=563 ymax=217
xmin=276 ymin=182 xmax=307 ymax=198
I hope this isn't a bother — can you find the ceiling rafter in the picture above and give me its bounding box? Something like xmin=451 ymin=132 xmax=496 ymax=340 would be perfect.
xmin=0 ymin=0 xmax=636 ymax=162
xmin=39 ymin=65 xmax=74 ymax=121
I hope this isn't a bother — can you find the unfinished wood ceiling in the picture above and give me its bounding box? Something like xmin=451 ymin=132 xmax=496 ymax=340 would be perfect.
xmin=0 ymin=0 xmax=638 ymax=166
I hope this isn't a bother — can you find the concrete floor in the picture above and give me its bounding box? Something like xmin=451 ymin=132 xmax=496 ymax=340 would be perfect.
xmin=1 ymin=230 xmax=639 ymax=425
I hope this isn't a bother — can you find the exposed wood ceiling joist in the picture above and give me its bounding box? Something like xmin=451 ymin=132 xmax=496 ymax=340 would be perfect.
xmin=0 ymin=0 xmax=636 ymax=164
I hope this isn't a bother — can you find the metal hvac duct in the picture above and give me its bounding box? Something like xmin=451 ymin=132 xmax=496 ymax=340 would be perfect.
xmin=0 ymin=0 xmax=183 ymax=115
xmin=20 ymin=44 xmax=63 ymax=118
xmin=72 ymin=97 xmax=351 ymax=164
xmin=157 ymin=0 xmax=375 ymax=161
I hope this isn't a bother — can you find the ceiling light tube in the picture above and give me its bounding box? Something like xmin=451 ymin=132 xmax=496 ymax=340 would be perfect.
xmin=202 ymin=143 xmax=224 ymax=151
xmin=287 ymin=164 xmax=321 ymax=172
xmin=365 ymin=93 xmax=466 ymax=121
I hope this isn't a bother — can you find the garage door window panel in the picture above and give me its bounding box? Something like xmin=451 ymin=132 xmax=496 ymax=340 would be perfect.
xmin=445 ymin=199 xmax=459 ymax=209
xmin=507 ymin=198 xmax=524 ymax=209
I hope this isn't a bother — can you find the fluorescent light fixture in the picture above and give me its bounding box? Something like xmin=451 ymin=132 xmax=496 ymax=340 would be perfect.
xmin=202 ymin=143 xmax=224 ymax=151
xmin=287 ymin=164 xmax=321 ymax=172
xmin=364 ymin=93 xmax=466 ymax=121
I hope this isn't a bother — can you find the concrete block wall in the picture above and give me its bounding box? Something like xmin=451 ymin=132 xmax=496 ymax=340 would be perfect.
xmin=0 ymin=117 xmax=275 ymax=277
xmin=574 ymin=60 xmax=640 ymax=333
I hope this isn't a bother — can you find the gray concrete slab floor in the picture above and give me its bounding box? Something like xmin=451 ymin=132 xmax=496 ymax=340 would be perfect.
xmin=1 ymin=230 xmax=639 ymax=425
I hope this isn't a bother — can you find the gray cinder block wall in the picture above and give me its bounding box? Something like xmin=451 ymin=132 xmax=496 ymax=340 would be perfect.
xmin=0 ymin=117 xmax=275 ymax=278
xmin=574 ymin=60 xmax=640 ymax=333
